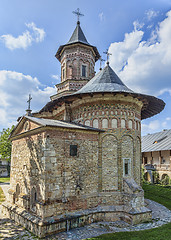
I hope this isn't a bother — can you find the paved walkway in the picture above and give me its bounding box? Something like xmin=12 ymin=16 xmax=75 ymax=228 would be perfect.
xmin=0 ymin=183 xmax=171 ymax=239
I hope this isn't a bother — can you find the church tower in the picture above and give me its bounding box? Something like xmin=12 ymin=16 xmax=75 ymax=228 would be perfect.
xmin=51 ymin=9 xmax=100 ymax=100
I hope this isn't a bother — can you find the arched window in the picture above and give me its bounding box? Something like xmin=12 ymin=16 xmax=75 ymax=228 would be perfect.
xmin=111 ymin=119 xmax=117 ymax=128
xmin=93 ymin=119 xmax=99 ymax=128
xmin=128 ymin=120 xmax=133 ymax=129
xmin=84 ymin=120 xmax=90 ymax=126
xmin=121 ymin=119 xmax=126 ymax=128
xmin=102 ymin=119 xmax=108 ymax=128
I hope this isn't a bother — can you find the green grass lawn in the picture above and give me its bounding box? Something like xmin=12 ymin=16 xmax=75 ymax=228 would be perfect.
xmin=143 ymin=183 xmax=171 ymax=210
xmin=0 ymin=186 xmax=6 ymax=203
xmin=0 ymin=177 xmax=10 ymax=183
xmin=86 ymin=183 xmax=171 ymax=240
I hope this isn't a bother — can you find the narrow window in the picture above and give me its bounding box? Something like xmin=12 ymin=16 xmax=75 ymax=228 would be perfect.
xmin=70 ymin=145 xmax=77 ymax=156
xmin=30 ymin=187 xmax=37 ymax=210
xmin=82 ymin=65 xmax=86 ymax=77
xmin=125 ymin=162 xmax=129 ymax=175
xmin=63 ymin=68 xmax=65 ymax=80
xmin=123 ymin=158 xmax=131 ymax=176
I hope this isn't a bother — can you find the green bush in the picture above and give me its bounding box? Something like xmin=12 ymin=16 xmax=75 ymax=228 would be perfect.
xmin=152 ymin=171 xmax=160 ymax=184
xmin=141 ymin=166 xmax=147 ymax=183
xmin=161 ymin=175 xmax=170 ymax=186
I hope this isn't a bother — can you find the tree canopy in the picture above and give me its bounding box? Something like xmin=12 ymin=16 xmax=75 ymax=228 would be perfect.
xmin=0 ymin=126 xmax=14 ymax=160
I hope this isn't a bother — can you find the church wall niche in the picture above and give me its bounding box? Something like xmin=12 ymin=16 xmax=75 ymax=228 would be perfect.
xmin=121 ymin=135 xmax=134 ymax=179
xmin=134 ymin=137 xmax=141 ymax=185
xmin=101 ymin=134 xmax=118 ymax=191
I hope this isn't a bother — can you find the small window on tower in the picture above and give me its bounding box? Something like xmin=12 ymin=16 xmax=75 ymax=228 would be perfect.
xmin=82 ymin=65 xmax=86 ymax=77
xmin=63 ymin=68 xmax=65 ymax=80
xmin=70 ymin=145 xmax=77 ymax=156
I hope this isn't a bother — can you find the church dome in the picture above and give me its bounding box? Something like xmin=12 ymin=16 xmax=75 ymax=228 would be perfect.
xmin=39 ymin=63 xmax=165 ymax=120
xmin=71 ymin=63 xmax=165 ymax=120
xmin=75 ymin=63 xmax=133 ymax=94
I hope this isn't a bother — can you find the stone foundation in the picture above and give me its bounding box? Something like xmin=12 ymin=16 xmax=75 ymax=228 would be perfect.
xmin=2 ymin=202 xmax=151 ymax=238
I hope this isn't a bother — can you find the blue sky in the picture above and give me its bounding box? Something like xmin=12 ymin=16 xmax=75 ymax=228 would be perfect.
xmin=0 ymin=0 xmax=171 ymax=135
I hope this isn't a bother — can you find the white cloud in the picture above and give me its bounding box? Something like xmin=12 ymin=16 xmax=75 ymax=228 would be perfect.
xmin=142 ymin=117 xmax=171 ymax=135
xmin=108 ymin=10 xmax=171 ymax=96
xmin=26 ymin=22 xmax=45 ymax=42
xmin=51 ymin=74 xmax=60 ymax=80
xmin=142 ymin=120 xmax=160 ymax=134
xmin=0 ymin=70 xmax=56 ymax=129
xmin=145 ymin=9 xmax=159 ymax=21
xmin=0 ymin=22 xmax=45 ymax=50
xmin=133 ymin=20 xmax=144 ymax=30
xmin=99 ymin=12 xmax=105 ymax=22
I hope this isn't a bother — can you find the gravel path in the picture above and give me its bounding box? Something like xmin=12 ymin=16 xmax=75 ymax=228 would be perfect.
xmin=0 ymin=183 xmax=171 ymax=240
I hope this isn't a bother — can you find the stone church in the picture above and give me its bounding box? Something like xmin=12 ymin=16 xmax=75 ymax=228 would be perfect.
xmin=3 ymin=14 xmax=165 ymax=237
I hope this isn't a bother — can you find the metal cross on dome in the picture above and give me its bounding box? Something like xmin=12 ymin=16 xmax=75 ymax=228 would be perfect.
xmin=27 ymin=94 xmax=32 ymax=111
xmin=72 ymin=8 xmax=84 ymax=23
xmin=100 ymin=56 xmax=105 ymax=70
xmin=103 ymin=49 xmax=112 ymax=64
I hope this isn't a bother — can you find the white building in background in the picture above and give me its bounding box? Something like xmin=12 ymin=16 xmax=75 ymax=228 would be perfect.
xmin=142 ymin=129 xmax=171 ymax=182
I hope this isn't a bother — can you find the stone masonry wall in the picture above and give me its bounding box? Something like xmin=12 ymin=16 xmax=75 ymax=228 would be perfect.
xmin=42 ymin=128 xmax=99 ymax=217
xmin=9 ymin=132 xmax=46 ymax=217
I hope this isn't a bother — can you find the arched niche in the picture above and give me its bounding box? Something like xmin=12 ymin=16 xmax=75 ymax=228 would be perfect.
xmin=128 ymin=120 xmax=133 ymax=129
xmin=121 ymin=135 xmax=133 ymax=178
xmin=102 ymin=134 xmax=118 ymax=191
xmin=93 ymin=119 xmax=99 ymax=128
xmin=30 ymin=187 xmax=37 ymax=211
xmin=121 ymin=119 xmax=126 ymax=128
xmin=15 ymin=183 xmax=20 ymax=202
xmin=111 ymin=118 xmax=117 ymax=128
xmin=84 ymin=120 xmax=90 ymax=126
xmin=102 ymin=119 xmax=108 ymax=128
xmin=135 ymin=137 xmax=141 ymax=184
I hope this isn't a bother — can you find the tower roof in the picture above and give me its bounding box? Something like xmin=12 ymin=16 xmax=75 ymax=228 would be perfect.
xmin=67 ymin=21 xmax=89 ymax=45
xmin=75 ymin=63 xmax=133 ymax=94
xmin=55 ymin=22 xmax=100 ymax=62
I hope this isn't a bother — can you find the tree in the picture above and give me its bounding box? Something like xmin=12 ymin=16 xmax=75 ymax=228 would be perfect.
xmin=0 ymin=126 xmax=14 ymax=160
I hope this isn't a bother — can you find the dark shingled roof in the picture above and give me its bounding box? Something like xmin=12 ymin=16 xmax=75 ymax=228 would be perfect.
xmin=75 ymin=63 xmax=133 ymax=94
xmin=55 ymin=22 xmax=100 ymax=62
xmin=72 ymin=63 xmax=165 ymax=119
xmin=68 ymin=21 xmax=89 ymax=45
xmin=39 ymin=64 xmax=165 ymax=120
xmin=142 ymin=129 xmax=171 ymax=152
